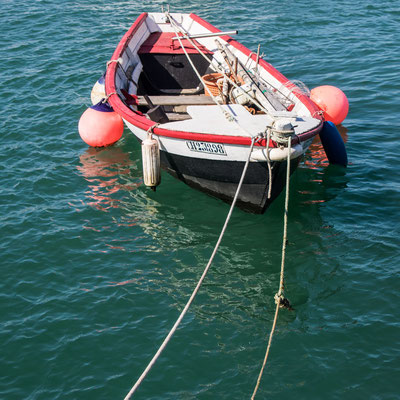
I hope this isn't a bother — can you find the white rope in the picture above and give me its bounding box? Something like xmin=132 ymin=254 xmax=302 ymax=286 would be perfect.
xmin=245 ymin=51 xmax=257 ymax=69
xmin=106 ymin=57 xmax=122 ymax=68
xmin=265 ymin=128 xmax=272 ymax=199
xmin=124 ymin=136 xmax=258 ymax=400
xmin=250 ymin=138 xmax=292 ymax=400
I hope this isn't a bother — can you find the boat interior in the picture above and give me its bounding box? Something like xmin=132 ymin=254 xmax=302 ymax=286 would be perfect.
xmin=123 ymin=39 xmax=293 ymax=118
xmin=136 ymin=44 xmax=215 ymax=123
xmin=112 ymin=13 xmax=316 ymax=133
xmin=127 ymin=31 xmax=228 ymax=123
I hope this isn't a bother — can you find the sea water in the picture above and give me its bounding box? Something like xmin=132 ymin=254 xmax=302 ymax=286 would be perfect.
xmin=1 ymin=0 xmax=399 ymax=399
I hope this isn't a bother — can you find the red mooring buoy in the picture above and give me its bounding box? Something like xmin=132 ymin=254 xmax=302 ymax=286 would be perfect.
xmin=78 ymin=102 xmax=124 ymax=147
xmin=310 ymin=85 xmax=349 ymax=125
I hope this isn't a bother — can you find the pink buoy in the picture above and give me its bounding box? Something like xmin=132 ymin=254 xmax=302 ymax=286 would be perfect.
xmin=310 ymin=85 xmax=349 ymax=125
xmin=78 ymin=102 xmax=124 ymax=147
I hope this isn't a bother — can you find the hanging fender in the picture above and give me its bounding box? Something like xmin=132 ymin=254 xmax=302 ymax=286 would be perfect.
xmin=319 ymin=121 xmax=348 ymax=167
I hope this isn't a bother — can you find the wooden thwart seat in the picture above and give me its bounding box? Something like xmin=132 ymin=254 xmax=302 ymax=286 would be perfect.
xmin=137 ymin=95 xmax=215 ymax=107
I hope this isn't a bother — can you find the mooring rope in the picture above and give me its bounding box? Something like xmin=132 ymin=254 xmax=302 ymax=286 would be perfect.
xmin=124 ymin=136 xmax=257 ymax=400
xmin=250 ymin=138 xmax=292 ymax=400
xmin=265 ymin=127 xmax=272 ymax=199
xmin=124 ymin=14 xmax=293 ymax=398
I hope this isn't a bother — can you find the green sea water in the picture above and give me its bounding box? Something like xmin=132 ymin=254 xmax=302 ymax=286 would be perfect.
xmin=1 ymin=0 xmax=399 ymax=399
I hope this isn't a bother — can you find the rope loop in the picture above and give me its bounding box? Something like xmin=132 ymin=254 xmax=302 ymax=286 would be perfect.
xmin=101 ymin=91 xmax=117 ymax=103
xmin=274 ymin=293 xmax=293 ymax=311
xmin=255 ymin=135 xmax=264 ymax=144
xmin=106 ymin=57 xmax=122 ymax=68
xmin=312 ymin=109 xmax=324 ymax=119
xmin=146 ymin=123 xmax=160 ymax=139
xmin=147 ymin=123 xmax=159 ymax=134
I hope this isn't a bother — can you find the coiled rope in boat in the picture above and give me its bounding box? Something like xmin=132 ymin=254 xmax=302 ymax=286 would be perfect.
xmin=124 ymin=136 xmax=257 ymax=400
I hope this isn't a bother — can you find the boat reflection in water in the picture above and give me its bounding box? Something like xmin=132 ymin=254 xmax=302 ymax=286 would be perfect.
xmin=76 ymin=144 xmax=166 ymax=239
xmin=304 ymin=125 xmax=348 ymax=170
xmin=77 ymin=146 xmax=141 ymax=212
xmin=296 ymin=125 xmax=348 ymax=205
xmin=76 ymin=145 xmax=162 ymax=261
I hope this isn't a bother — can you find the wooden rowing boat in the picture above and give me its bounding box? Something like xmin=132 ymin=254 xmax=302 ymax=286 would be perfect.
xmin=103 ymin=11 xmax=324 ymax=213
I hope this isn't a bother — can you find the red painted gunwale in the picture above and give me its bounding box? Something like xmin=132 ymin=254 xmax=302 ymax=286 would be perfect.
xmin=105 ymin=12 xmax=323 ymax=148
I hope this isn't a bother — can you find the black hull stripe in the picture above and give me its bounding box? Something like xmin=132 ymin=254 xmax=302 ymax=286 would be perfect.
xmin=160 ymin=151 xmax=300 ymax=213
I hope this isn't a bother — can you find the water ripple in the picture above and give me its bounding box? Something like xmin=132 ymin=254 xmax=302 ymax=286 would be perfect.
xmin=1 ymin=0 xmax=399 ymax=399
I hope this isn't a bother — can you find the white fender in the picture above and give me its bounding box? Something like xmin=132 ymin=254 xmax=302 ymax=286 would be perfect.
xmin=141 ymin=134 xmax=161 ymax=190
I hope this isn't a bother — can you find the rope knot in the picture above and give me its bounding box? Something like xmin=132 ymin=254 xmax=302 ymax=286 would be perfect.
xmin=147 ymin=123 xmax=159 ymax=132
xmin=274 ymin=293 xmax=294 ymax=311
xmin=254 ymin=133 xmax=264 ymax=143
xmin=146 ymin=123 xmax=160 ymax=139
